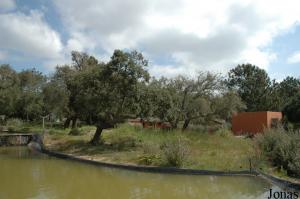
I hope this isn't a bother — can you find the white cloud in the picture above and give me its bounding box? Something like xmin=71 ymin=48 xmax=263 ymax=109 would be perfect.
xmin=240 ymin=48 xmax=277 ymax=70
xmin=51 ymin=0 xmax=300 ymax=76
xmin=0 ymin=10 xmax=63 ymax=60
xmin=0 ymin=0 xmax=15 ymax=12
xmin=0 ymin=0 xmax=299 ymax=75
xmin=0 ymin=51 xmax=7 ymax=60
xmin=287 ymin=51 xmax=300 ymax=64
xmin=149 ymin=64 xmax=190 ymax=78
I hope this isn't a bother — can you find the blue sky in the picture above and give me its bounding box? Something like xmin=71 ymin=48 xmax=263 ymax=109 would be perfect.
xmin=0 ymin=0 xmax=300 ymax=80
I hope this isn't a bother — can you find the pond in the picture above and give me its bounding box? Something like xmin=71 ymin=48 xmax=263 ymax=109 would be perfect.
xmin=0 ymin=147 xmax=280 ymax=199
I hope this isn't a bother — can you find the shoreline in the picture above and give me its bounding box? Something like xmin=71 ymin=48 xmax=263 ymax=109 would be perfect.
xmin=41 ymin=147 xmax=300 ymax=192
xmin=2 ymin=132 xmax=300 ymax=191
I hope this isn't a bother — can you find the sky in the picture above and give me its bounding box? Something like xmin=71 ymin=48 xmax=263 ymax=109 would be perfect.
xmin=0 ymin=0 xmax=300 ymax=80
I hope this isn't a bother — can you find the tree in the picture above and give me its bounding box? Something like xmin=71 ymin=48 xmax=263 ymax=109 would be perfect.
xmin=0 ymin=64 xmax=20 ymax=117
xmin=140 ymin=73 xmax=223 ymax=131
xmin=212 ymin=91 xmax=246 ymax=122
xmin=180 ymin=72 xmax=223 ymax=130
xmin=54 ymin=51 xmax=99 ymax=129
xmin=276 ymin=77 xmax=300 ymax=111
xmin=226 ymin=64 xmax=271 ymax=111
xmin=17 ymin=69 xmax=46 ymax=120
xmin=73 ymin=50 xmax=149 ymax=144
xmin=154 ymin=77 xmax=182 ymax=129
xmin=138 ymin=77 xmax=186 ymax=129
xmin=283 ymin=92 xmax=300 ymax=124
xmin=136 ymin=79 xmax=161 ymax=121
xmin=263 ymin=77 xmax=300 ymax=112
xmin=42 ymin=81 xmax=69 ymax=121
xmin=278 ymin=76 xmax=300 ymax=98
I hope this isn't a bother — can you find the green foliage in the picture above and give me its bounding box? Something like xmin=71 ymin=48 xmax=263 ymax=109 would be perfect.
xmin=21 ymin=127 xmax=31 ymax=133
xmin=6 ymin=118 xmax=23 ymax=133
xmin=42 ymin=81 xmax=69 ymax=119
xmin=283 ymin=92 xmax=300 ymax=124
xmin=107 ymin=132 xmax=137 ymax=151
xmin=255 ymin=127 xmax=300 ymax=177
xmin=138 ymin=73 xmax=225 ymax=130
xmin=67 ymin=50 xmax=149 ymax=143
xmin=212 ymin=91 xmax=246 ymax=122
xmin=138 ymin=154 xmax=161 ymax=165
xmin=226 ymin=64 xmax=271 ymax=111
xmin=137 ymin=142 xmax=161 ymax=165
xmin=216 ymin=128 xmax=233 ymax=138
xmin=18 ymin=69 xmax=46 ymax=120
xmin=288 ymin=152 xmax=300 ymax=177
xmin=160 ymin=137 xmax=190 ymax=167
xmin=6 ymin=118 xmax=23 ymax=128
xmin=0 ymin=64 xmax=20 ymax=117
xmin=276 ymin=77 xmax=300 ymax=110
xmin=69 ymin=128 xmax=81 ymax=136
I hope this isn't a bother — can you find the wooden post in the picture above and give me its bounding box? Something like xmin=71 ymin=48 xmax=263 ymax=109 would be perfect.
xmin=41 ymin=115 xmax=49 ymax=132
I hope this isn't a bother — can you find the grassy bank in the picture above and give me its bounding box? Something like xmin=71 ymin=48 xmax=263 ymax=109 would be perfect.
xmin=42 ymin=124 xmax=254 ymax=171
xmin=2 ymin=120 xmax=299 ymax=182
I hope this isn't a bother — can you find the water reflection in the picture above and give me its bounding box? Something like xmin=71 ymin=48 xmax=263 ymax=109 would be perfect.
xmin=0 ymin=147 xmax=278 ymax=199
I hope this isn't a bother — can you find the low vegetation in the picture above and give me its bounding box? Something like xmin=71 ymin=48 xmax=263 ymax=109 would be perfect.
xmin=42 ymin=124 xmax=253 ymax=170
xmin=254 ymin=127 xmax=300 ymax=178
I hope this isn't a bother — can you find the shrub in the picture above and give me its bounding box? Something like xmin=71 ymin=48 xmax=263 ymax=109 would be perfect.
xmin=142 ymin=142 xmax=159 ymax=154
xmin=138 ymin=154 xmax=161 ymax=165
xmin=287 ymin=132 xmax=300 ymax=176
xmin=21 ymin=127 xmax=31 ymax=134
xmin=6 ymin=118 xmax=23 ymax=127
xmin=255 ymin=128 xmax=300 ymax=177
xmin=216 ymin=128 xmax=232 ymax=137
xmin=288 ymin=151 xmax=300 ymax=177
xmin=69 ymin=128 xmax=81 ymax=136
xmin=160 ymin=137 xmax=190 ymax=167
xmin=138 ymin=142 xmax=161 ymax=165
xmin=6 ymin=118 xmax=23 ymax=133
xmin=108 ymin=133 xmax=137 ymax=151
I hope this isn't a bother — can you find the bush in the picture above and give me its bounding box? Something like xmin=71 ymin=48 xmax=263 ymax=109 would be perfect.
xmin=255 ymin=128 xmax=300 ymax=177
xmin=216 ymin=128 xmax=232 ymax=137
xmin=6 ymin=118 xmax=23 ymax=127
xmin=69 ymin=128 xmax=81 ymax=136
xmin=108 ymin=133 xmax=137 ymax=151
xmin=160 ymin=137 xmax=190 ymax=167
xmin=138 ymin=154 xmax=161 ymax=165
xmin=283 ymin=92 xmax=300 ymax=124
xmin=6 ymin=118 xmax=23 ymax=133
xmin=21 ymin=127 xmax=31 ymax=133
xmin=138 ymin=142 xmax=161 ymax=165
xmin=288 ymin=151 xmax=300 ymax=177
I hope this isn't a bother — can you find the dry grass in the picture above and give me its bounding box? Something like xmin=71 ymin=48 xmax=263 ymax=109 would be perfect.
xmin=44 ymin=124 xmax=254 ymax=171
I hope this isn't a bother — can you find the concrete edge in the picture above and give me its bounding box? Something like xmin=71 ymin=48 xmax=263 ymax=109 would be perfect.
xmin=255 ymin=170 xmax=300 ymax=191
xmin=2 ymin=133 xmax=299 ymax=191
xmin=41 ymin=149 xmax=300 ymax=192
xmin=41 ymin=149 xmax=256 ymax=176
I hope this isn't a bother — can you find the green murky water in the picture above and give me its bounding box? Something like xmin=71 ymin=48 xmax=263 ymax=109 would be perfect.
xmin=0 ymin=147 xmax=279 ymax=199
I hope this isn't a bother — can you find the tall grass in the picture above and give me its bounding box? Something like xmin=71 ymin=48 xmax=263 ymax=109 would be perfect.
xmin=160 ymin=136 xmax=190 ymax=167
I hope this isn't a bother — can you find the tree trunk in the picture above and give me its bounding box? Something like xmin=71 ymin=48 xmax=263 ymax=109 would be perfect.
xmin=64 ymin=117 xmax=71 ymax=129
xmin=90 ymin=126 xmax=103 ymax=145
xmin=181 ymin=119 xmax=190 ymax=131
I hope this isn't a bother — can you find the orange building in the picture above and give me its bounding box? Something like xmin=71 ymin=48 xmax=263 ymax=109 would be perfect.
xmin=232 ymin=111 xmax=282 ymax=135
